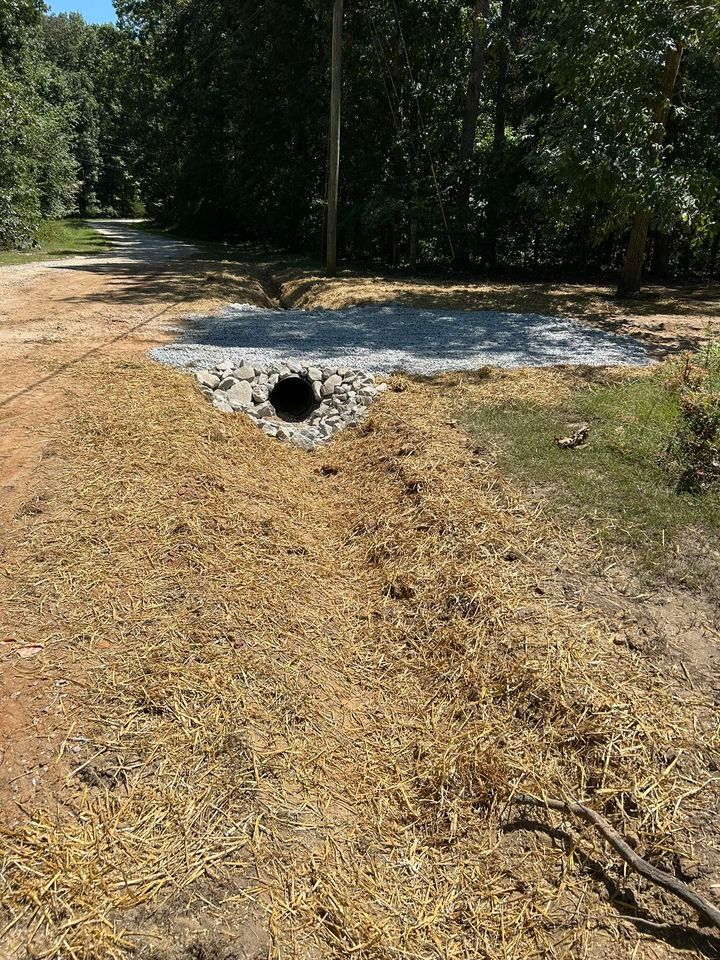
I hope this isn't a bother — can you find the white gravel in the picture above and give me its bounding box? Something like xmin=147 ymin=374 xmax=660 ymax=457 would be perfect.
xmin=149 ymin=302 xmax=650 ymax=374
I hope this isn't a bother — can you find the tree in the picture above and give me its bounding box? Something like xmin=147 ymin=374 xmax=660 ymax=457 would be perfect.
xmin=617 ymin=41 xmax=683 ymax=296
xmin=0 ymin=0 xmax=77 ymax=248
xmin=455 ymin=0 xmax=489 ymax=268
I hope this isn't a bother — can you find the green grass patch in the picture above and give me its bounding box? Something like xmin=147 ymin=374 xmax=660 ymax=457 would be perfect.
xmin=463 ymin=368 xmax=720 ymax=587
xmin=0 ymin=219 xmax=110 ymax=266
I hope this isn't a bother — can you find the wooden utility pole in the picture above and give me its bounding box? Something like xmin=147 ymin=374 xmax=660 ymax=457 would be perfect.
xmin=326 ymin=0 xmax=344 ymax=276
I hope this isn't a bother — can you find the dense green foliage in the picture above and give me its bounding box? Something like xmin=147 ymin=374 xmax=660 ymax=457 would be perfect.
xmin=0 ymin=0 xmax=141 ymax=249
xmin=2 ymin=0 xmax=720 ymax=286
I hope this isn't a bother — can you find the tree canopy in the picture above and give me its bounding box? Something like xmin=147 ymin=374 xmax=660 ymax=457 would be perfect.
xmin=1 ymin=0 xmax=719 ymax=290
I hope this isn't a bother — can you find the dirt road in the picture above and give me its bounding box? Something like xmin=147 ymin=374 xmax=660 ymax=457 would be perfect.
xmin=0 ymin=221 xmax=274 ymax=523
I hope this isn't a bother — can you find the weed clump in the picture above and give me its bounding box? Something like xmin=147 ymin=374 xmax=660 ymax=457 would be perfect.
xmin=665 ymin=345 xmax=720 ymax=492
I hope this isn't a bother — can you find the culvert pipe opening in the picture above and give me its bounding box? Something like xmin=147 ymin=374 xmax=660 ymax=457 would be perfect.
xmin=270 ymin=376 xmax=318 ymax=422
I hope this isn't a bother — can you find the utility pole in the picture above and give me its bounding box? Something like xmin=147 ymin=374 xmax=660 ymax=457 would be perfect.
xmin=326 ymin=0 xmax=343 ymax=276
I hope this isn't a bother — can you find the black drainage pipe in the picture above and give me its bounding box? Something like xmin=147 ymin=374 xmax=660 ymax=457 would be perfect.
xmin=270 ymin=376 xmax=318 ymax=422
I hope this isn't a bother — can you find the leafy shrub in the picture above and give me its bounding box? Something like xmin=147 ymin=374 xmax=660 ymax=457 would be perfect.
xmin=665 ymin=345 xmax=720 ymax=492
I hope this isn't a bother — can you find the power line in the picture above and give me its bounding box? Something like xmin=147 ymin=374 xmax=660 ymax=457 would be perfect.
xmin=389 ymin=0 xmax=455 ymax=262
xmin=369 ymin=4 xmax=455 ymax=261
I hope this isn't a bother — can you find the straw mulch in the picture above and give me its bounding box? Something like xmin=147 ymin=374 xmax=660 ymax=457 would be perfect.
xmin=1 ymin=359 xmax=717 ymax=959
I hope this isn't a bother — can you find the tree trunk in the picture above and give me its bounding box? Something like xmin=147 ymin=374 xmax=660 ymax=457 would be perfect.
xmin=455 ymin=0 xmax=490 ymax=269
xmin=707 ymin=227 xmax=720 ymax=278
xmin=409 ymin=217 xmax=418 ymax=272
xmin=485 ymin=0 xmax=512 ymax=270
xmin=617 ymin=41 xmax=683 ymax=297
xmin=651 ymin=229 xmax=672 ymax=279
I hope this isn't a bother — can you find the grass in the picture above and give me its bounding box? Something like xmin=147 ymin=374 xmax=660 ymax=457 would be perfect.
xmin=0 ymin=219 xmax=109 ymax=266
xmin=463 ymin=366 xmax=720 ymax=587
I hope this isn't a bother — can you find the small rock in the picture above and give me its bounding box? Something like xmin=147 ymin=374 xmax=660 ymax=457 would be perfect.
xmin=294 ymin=435 xmax=315 ymax=452
xmin=253 ymin=401 xmax=276 ymax=419
xmin=212 ymin=395 xmax=233 ymax=414
xmin=257 ymin=372 xmax=269 ymax=385
xmin=307 ymin=367 xmax=322 ymax=382
xmin=252 ymin=384 xmax=270 ymax=403
xmin=226 ymin=381 xmax=253 ymax=409
xmin=218 ymin=376 xmax=238 ymax=390
xmin=268 ymin=374 xmax=279 ymax=386
xmin=261 ymin=422 xmax=279 ymax=437
xmin=322 ymin=374 xmax=343 ymax=397
xmin=311 ymin=381 xmax=323 ymax=402
xmin=234 ymin=365 xmax=255 ymax=382
xmin=286 ymin=358 xmax=302 ymax=373
xmin=321 ymin=367 xmax=337 ymax=380
xmin=278 ymin=366 xmax=292 ymax=380
xmin=196 ymin=370 xmax=221 ymax=390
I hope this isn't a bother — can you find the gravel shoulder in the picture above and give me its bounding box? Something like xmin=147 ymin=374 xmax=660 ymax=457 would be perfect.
xmin=151 ymin=301 xmax=651 ymax=375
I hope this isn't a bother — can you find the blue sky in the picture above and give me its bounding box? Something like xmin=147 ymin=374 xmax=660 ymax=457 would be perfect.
xmin=48 ymin=0 xmax=117 ymax=24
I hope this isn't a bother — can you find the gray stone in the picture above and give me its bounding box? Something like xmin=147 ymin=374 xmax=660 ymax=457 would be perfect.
xmin=261 ymin=422 xmax=279 ymax=437
xmin=294 ymin=435 xmax=316 ymax=452
xmin=321 ymin=374 xmax=343 ymax=397
xmin=268 ymin=374 xmax=279 ymax=387
xmin=321 ymin=367 xmax=337 ymax=380
xmin=218 ymin=376 xmax=238 ymax=390
xmin=256 ymin=372 xmax=269 ymax=385
xmin=234 ymin=365 xmax=256 ymax=382
xmin=311 ymin=381 xmax=323 ymax=402
xmin=253 ymin=401 xmax=276 ymax=419
xmin=286 ymin=358 xmax=302 ymax=373
xmin=196 ymin=370 xmax=221 ymax=390
xmin=278 ymin=366 xmax=292 ymax=380
xmin=216 ymin=359 xmax=234 ymax=373
xmin=307 ymin=367 xmax=322 ymax=382
xmin=226 ymin=380 xmax=253 ymax=409
xmin=276 ymin=425 xmax=293 ymax=441
xmin=212 ymin=394 xmax=233 ymax=414
xmin=252 ymin=384 xmax=270 ymax=403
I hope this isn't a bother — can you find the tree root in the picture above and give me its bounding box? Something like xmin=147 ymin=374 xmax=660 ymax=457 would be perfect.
xmin=512 ymin=793 xmax=720 ymax=930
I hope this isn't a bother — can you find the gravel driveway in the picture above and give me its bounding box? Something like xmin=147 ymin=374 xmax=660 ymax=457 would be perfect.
xmin=150 ymin=301 xmax=650 ymax=375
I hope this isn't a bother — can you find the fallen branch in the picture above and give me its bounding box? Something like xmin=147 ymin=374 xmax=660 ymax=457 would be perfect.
xmin=512 ymin=793 xmax=720 ymax=930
